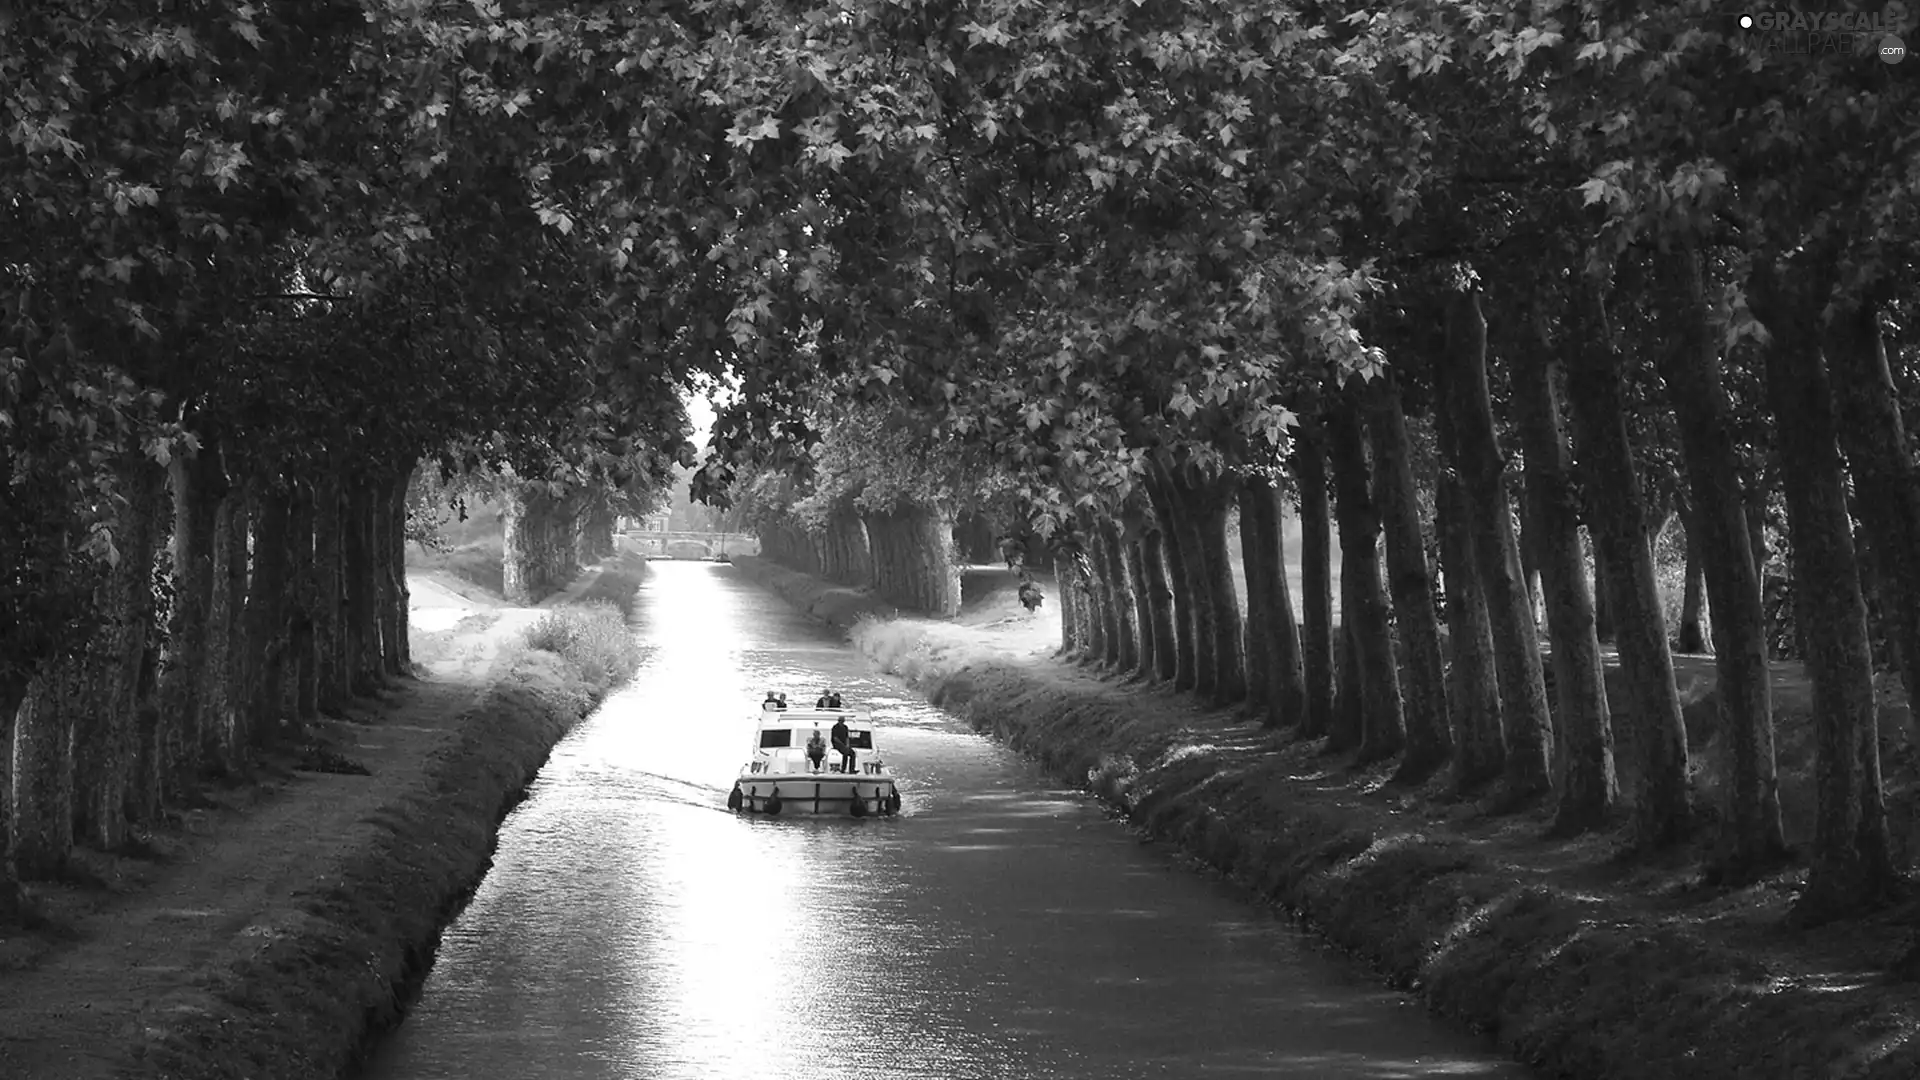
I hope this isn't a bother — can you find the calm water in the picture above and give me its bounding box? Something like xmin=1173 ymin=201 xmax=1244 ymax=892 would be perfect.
xmin=358 ymin=562 xmax=1528 ymax=1080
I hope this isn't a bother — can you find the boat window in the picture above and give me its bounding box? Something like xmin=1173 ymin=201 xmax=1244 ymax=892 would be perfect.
xmin=849 ymin=731 xmax=873 ymax=749
xmin=759 ymin=729 xmax=792 ymax=748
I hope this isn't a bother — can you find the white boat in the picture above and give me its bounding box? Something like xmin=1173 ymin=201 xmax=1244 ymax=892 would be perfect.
xmin=727 ymin=702 xmax=902 ymax=817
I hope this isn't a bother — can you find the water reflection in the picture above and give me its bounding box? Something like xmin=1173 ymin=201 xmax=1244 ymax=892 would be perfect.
xmin=360 ymin=563 xmax=1528 ymax=1080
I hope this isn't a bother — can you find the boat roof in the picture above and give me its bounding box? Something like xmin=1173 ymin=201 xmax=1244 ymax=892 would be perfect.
xmin=756 ymin=708 xmax=868 ymax=727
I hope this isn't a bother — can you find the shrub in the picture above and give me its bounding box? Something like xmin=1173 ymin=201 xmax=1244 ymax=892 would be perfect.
xmin=850 ymin=614 xmax=995 ymax=686
xmin=523 ymin=601 xmax=640 ymax=690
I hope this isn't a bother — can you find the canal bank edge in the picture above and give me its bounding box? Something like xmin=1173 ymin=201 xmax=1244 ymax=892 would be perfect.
xmin=124 ymin=560 xmax=646 ymax=1080
xmin=733 ymin=556 xmax=1919 ymax=1080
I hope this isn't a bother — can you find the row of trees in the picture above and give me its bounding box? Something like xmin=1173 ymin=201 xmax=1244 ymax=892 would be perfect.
xmin=693 ymin=0 xmax=1919 ymax=946
xmin=2 ymin=3 xmax=694 ymax=920
xmin=743 ymin=402 xmax=1006 ymax=616
xmin=7 ymin=0 xmax=1917 ymax=959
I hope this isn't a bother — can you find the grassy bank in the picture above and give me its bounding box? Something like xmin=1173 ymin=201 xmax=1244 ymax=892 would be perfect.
xmin=405 ymin=536 xmax=507 ymax=598
xmin=735 ymin=557 xmax=1920 ymax=1080
xmin=121 ymin=564 xmax=647 ymax=1080
xmin=729 ymin=555 xmax=903 ymax=632
xmin=893 ymin=662 xmax=1919 ymax=1080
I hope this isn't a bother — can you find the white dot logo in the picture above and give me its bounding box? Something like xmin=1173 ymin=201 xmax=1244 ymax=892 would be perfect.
xmin=1739 ymin=13 xmax=1754 ymax=28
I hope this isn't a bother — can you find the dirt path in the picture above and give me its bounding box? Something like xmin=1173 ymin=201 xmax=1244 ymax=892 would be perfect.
xmin=0 ymin=563 xmax=601 ymax=1080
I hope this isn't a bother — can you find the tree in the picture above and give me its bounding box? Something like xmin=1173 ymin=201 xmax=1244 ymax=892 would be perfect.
xmin=1440 ymin=286 xmax=1553 ymax=804
xmin=1512 ymin=299 xmax=1618 ymax=836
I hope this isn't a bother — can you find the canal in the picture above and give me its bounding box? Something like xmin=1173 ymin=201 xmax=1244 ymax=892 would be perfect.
xmin=359 ymin=561 xmax=1528 ymax=1080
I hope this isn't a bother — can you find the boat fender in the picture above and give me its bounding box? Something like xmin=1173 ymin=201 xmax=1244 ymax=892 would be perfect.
xmin=850 ymin=791 xmax=868 ymax=818
xmin=726 ymin=784 xmax=744 ymax=812
xmin=766 ymin=788 xmax=783 ymax=816
xmin=885 ymin=788 xmax=902 ymax=815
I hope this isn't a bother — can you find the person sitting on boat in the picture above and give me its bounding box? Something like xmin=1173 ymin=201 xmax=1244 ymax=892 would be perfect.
xmin=762 ymin=692 xmax=782 ymax=712
xmin=830 ymin=715 xmax=854 ymax=774
xmin=805 ymin=729 xmax=827 ymax=772
xmin=830 ymin=689 xmax=845 ymax=708
xmin=775 ymin=692 xmax=789 ymax=710
xmin=815 ymin=689 xmax=833 ymax=708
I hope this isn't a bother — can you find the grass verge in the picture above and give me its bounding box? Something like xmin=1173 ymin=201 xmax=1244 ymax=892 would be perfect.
xmin=728 ymin=555 xmax=900 ymax=631
xmin=121 ymin=561 xmax=647 ymax=1080
xmin=908 ymin=657 xmax=1920 ymax=1080
xmin=404 ymin=537 xmax=506 ymax=599
xmin=129 ymin=658 xmax=599 ymax=1080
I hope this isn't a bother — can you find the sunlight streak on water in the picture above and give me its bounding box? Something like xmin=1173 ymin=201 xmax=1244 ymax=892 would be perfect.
xmin=359 ymin=563 xmax=1531 ymax=1080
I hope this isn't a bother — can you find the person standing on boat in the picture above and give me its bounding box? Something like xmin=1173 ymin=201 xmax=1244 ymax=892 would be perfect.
xmin=805 ymin=729 xmax=827 ymax=772
xmin=830 ymin=715 xmax=854 ymax=774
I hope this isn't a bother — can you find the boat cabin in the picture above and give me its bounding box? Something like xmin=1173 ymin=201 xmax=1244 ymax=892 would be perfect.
xmin=747 ymin=711 xmax=883 ymax=776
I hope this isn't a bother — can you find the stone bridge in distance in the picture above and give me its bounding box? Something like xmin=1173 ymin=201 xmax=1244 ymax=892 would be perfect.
xmin=624 ymin=529 xmax=761 ymax=559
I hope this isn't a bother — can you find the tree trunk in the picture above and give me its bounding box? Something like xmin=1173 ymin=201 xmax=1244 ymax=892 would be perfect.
xmin=75 ymin=450 xmax=166 ymax=848
xmin=125 ymin=494 xmax=169 ymax=830
xmin=1190 ymin=480 xmax=1247 ymax=705
xmin=1140 ymin=531 xmax=1180 ymax=683
xmin=1123 ymin=533 xmax=1159 ymax=682
xmin=1293 ymin=385 xmax=1338 ymax=742
xmin=0 ymin=678 xmax=23 ymax=917
xmin=1564 ymin=276 xmax=1694 ymax=851
xmin=1097 ymin=522 xmax=1138 ymax=671
xmin=159 ymin=442 xmax=227 ymax=793
xmin=1325 ymin=387 xmax=1406 ymax=761
xmin=1678 ymin=525 xmax=1709 ymax=654
xmin=860 ymin=514 xmax=891 ymax=601
xmin=1148 ymin=471 xmax=1204 ymax=693
xmin=1824 ymin=297 xmax=1920 ymax=749
xmin=343 ymin=475 xmax=382 ymax=696
xmin=1753 ymin=257 xmax=1896 ymax=919
xmin=1437 ymin=473 xmax=1506 ymax=791
xmin=1649 ymin=301 xmax=1785 ymax=867
xmin=1367 ymin=372 xmax=1451 ymax=779
xmin=1239 ymin=490 xmax=1275 ymax=716
xmin=1330 ymin=582 xmax=1366 ymax=754
xmin=244 ymin=473 xmax=295 ymax=747
xmin=1518 ymin=486 xmax=1545 ymax=629
xmin=10 ymin=670 xmax=75 ymax=878
xmin=1591 ymin=541 xmax=1614 ymax=643
xmin=1746 ymin=492 xmax=1770 ymax=591
xmin=198 ymin=480 xmax=248 ymax=777
xmin=1513 ymin=326 xmax=1619 ymax=836
xmin=1054 ymin=553 xmax=1083 ymax=656
xmin=830 ymin=508 xmax=873 ymax=587
xmin=223 ymin=483 xmax=252 ymax=756
xmin=910 ymin=503 xmax=962 ymax=617
xmin=1077 ymin=527 xmax=1114 ymax=667
xmin=1103 ymin=521 xmax=1145 ymax=676
xmin=380 ymin=469 xmax=412 ymax=676
xmin=286 ymin=478 xmax=320 ymax=732
xmin=501 ymin=487 xmax=531 ymax=604
xmin=1171 ymin=477 xmax=1223 ymax=699
xmin=1239 ymin=476 xmax=1307 ymax=727
xmin=312 ymin=468 xmax=350 ymax=715
xmin=1443 ymin=289 xmax=1553 ymax=801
